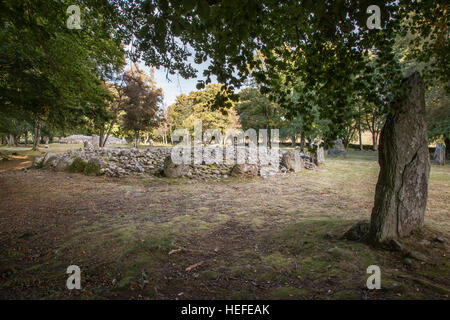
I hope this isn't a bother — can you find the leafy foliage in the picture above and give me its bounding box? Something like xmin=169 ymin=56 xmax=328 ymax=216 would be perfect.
xmin=167 ymin=84 xmax=239 ymax=135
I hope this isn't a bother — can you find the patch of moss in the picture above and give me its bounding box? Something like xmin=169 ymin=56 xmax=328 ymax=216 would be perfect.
xmin=331 ymin=290 xmax=362 ymax=299
xmin=69 ymin=158 xmax=87 ymax=173
xmin=230 ymin=265 xmax=254 ymax=278
xmin=262 ymin=252 xmax=295 ymax=272
xmin=200 ymin=271 xmax=219 ymax=280
xmin=300 ymin=256 xmax=330 ymax=272
xmin=117 ymin=275 xmax=134 ymax=289
xmin=270 ymin=286 xmax=309 ymax=299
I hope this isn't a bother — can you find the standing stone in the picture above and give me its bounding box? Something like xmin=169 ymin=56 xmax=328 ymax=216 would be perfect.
xmin=314 ymin=144 xmax=325 ymax=166
xmin=163 ymin=155 xmax=188 ymax=178
xmin=327 ymin=139 xmax=346 ymax=156
xmin=281 ymin=151 xmax=304 ymax=172
xmin=434 ymin=142 xmax=446 ymax=165
xmin=369 ymin=72 xmax=430 ymax=243
xmin=91 ymin=135 xmax=100 ymax=148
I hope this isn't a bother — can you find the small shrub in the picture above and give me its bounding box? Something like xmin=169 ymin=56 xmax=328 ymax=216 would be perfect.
xmin=84 ymin=160 xmax=101 ymax=175
xmin=69 ymin=157 xmax=87 ymax=173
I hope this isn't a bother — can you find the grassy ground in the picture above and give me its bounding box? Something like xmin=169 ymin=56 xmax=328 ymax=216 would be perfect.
xmin=0 ymin=145 xmax=448 ymax=300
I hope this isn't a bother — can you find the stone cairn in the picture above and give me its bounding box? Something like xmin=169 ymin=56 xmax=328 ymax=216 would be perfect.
xmin=32 ymin=145 xmax=321 ymax=179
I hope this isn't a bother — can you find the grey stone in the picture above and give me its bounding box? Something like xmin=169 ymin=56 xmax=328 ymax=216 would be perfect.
xmin=230 ymin=163 xmax=258 ymax=177
xmin=327 ymin=139 xmax=346 ymax=156
xmin=42 ymin=153 xmax=60 ymax=169
xmin=343 ymin=221 xmax=370 ymax=242
xmin=434 ymin=236 xmax=446 ymax=243
xmin=281 ymin=151 xmax=304 ymax=172
xmin=54 ymin=157 xmax=73 ymax=172
xmin=434 ymin=142 xmax=446 ymax=165
xmin=407 ymin=250 xmax=428 ymax=262
xmin=163 ymin=155 xmax=188 ymax=178
xmin=403 ymin=258 xmax=413 ymax=266
xmin=314 ymin=145 xmax=325 ymax=165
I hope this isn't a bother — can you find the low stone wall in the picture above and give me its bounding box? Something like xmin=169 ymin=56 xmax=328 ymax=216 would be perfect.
xmin=33 ymin=146 xmax=319 ymax=179
xmin=60 ymin=135 xmax=127 ymax=146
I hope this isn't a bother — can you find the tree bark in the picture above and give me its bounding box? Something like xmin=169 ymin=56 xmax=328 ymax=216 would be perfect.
xmin=134 ymin=130 xmax=140 ymax=148
xmin=369 ymin=72 xmax=430 ymax=244
xmin=291 ymin=135 xmax=296 ymax=147
xmin=102 ymin=119 xmax=117 ymax=147
xmin=300 ymin=132 xmax=305 ymax=151
xmin=32 ymin=119 xmax=40 ymax=150
xmin=358 ymin=119 xmax=363 ymax=150
xmin=7 ymin=134 xmax=14 ymax=146
xmin=445 ymin=138 xmax=450 ymax=160
xmin=99 ymin=127 xmax=105 ymax=148
xmin=371 ymin=117 xmax=378 ymax=151
xmin=372 ymin=131 xmax=378 ymax=151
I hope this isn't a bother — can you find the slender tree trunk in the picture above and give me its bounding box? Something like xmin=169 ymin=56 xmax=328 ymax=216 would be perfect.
xmin=102 ymin=119 xmax=117 ymax=147
xmin=291 ymin=135 xmax=296 ymax=147
xmin=99 ymin=127 xmax=105 ymax=148
xmin=24 ymin=131 xmax=28 ymax=146
xmin=371 ymin=116 xmax=377 ymax=151
xmin=372 ymin=132 xmax=378 ymax=151
xmin=134 ymin=130 xmax=140 ymax=148
xmin=358 ymin=120 xmax=363 ymax=150
xmin=300 ymin=132 xmax=305 ymax=151
xmin=32 ymin=119 xmax=40 ymax=150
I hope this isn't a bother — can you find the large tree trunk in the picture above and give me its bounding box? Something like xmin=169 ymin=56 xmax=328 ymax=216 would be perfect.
xmin=369 ymin=72 xmax=430 ymax=244
xmin=7 ymin=134 xmax=15 ymax=146
xmin=445 ymin=138 xmax=450 ymax=160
